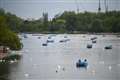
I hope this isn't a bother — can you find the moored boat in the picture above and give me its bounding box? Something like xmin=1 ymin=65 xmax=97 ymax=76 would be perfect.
xmin=104 ymin=45 xmax=112 ymax=49
xmin=87 ymin=44 xmax=92 ymax=48
xmin=47 ymin=40 xmax=54 ymax=43
xmin=42 ymin=43 xmax=47 ymax=46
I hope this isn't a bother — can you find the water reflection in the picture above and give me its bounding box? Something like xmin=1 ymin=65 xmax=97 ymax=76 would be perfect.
xmin=0 ymin=64 xmax=10 ymax=80
xmin=0 ymin=59 xmax=21 ymax=80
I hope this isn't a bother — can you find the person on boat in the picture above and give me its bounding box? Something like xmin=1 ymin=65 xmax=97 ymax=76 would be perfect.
xmin=78 ymin=59 xmax=81 ymax=63
xmin=84 ymin=59 xmax=87 ymax=62
xmin=84 ymin=59 xmax=88 ymax=66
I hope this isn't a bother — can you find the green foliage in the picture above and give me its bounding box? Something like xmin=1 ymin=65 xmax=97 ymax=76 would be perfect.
xmin=6 ymin=12 xmax=23 ymax=32
xmin=0 ymin=8 xmax=5 ymax=16
xmin=0 ymin=16 xmax=22 ymax=50
xmin=90 ymin=19 xmax=103 ymax=32
xmin=54 ymin=11 xmax=120 ymax=33
xmin=2 ymin=54 xmax=21 ymax=61
xmin=49 ymin=19 xmax=66 ymax=33
xmin=0 ymin=8 xmax=120 ymax=33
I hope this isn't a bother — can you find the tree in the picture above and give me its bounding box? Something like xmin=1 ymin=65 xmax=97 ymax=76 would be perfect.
xmin=90 ymin=19 xmax=103 ymax=32
xmin=0 ymin=16 xmax=22 ymax=50
xmin=50 ymin=19 xmax=66 ymax=33
xmin=6 ymin=12 xmax=23 ymax=32
xmin=0 ymin=8 xmax=5 ymax=16
xmin=111 ymin=18 xmax=120 ymax=32
xmin=1 ymin=8 xmax=120 ymax=33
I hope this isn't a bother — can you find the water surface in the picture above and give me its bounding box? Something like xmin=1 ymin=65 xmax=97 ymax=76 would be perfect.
xmin=0 ymin=34 xmax=120 ymax=80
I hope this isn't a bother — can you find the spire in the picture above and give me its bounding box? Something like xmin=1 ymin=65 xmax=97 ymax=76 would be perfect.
xmin=75 ymin=0 xmax=79 ymax=13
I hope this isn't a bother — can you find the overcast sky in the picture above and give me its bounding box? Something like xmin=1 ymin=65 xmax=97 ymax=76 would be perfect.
xmin=0 ymin=0 xmax=120 ymax=19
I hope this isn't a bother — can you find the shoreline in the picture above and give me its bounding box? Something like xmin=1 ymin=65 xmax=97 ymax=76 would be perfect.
xmin=19 ymin=32 xmax=120 ymax=35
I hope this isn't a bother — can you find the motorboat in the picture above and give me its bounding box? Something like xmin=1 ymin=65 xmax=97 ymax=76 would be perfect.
xmin=59 ymin=39 xmax=70 ymax=43
xmin=104 ymin=45 xmax=112 ymax=49
xmin=92 ymin=40 xmax=97 ymax=43
xmin=47 ymin=40 xmax=54 ymax=43
xmin=87 ymin=44 xmax=92 ymax=48
xmin=91 ymin=37 xmax=97 ymax=40
xmin=42 ymin=43 xmax=47 ymax=46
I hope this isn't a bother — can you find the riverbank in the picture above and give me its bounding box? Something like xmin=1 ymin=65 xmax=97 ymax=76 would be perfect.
xmin=20 ymin=32 xmax=120 ymax=35
xmin=0 ymin=51 xmax=22 ymax=62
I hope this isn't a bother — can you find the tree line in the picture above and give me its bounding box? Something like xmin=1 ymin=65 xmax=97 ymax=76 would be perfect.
xmin=0 ymin=8 xmax=120 ymax=33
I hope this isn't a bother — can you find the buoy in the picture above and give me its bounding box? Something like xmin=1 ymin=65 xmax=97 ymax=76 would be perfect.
xmin=62 ymin=67 xmax=65 ymax=71
xmin=24 ymin=73 xmax=29 ymax=77
xmin=56 ymin=70 xmax=58 ymax=73
xmin=57 ymin=65 xmax=61 ymax=69
xmin=108 ymin=66 xmax=112 ymax=70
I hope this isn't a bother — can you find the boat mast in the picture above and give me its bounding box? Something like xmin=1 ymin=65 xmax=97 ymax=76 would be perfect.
xmin=104 ymin=0 xmax=108 ymax=13
xmin=98 ymin=0 xmax=101 ymax=12
xmin=75 ymin=0 xmax=79 ymax=13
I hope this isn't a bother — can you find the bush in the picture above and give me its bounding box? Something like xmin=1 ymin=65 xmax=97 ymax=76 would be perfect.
xmin=0 ymin=16 xmax=22 ymax=50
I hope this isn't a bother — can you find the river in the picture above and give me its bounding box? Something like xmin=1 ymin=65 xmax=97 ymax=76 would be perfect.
xmin=0 ymin=34 xmax=120 ymax=80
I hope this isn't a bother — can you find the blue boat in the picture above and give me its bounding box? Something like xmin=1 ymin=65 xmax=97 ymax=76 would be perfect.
xmin=76 ymin=59 xmax=88 ymax=68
